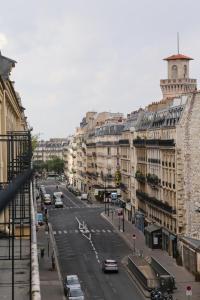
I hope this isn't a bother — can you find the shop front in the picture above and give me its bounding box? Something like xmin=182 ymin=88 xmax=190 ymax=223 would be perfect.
xmin=144 ymin=224 xmax=162 ymax=249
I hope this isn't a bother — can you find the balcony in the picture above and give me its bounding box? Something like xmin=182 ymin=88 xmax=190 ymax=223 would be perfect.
xmin=133 ymin=139 xmax=175 ymax=147
xmin=136 ymin=190 xmax=176 ymax=214
xmin=119 ymin=139 xmax=130 ymax=145
xmin=135 ymin=170 xmax=146 ymax=183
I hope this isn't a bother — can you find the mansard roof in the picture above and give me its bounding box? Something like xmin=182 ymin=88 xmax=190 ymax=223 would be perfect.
xmin=0 ymin=51 xmax=17 ymax=80
xmin=136 ymin=95 xmax=188 ymax=131
xmin=164 ymin=53 xmax=193 ymax=61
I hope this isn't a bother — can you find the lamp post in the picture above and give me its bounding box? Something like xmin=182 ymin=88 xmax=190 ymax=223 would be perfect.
xmin=121 ymin=202 xmax=125 ymax=232
xmin=104 ymin=175 xmax=107 ymax=214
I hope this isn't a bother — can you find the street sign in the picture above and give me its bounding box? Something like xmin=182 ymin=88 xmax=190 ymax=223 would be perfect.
xmin=132 ymin=234 xmax=136 ymax=240
xmin=186 ymin=285 xmax=192 ymax=296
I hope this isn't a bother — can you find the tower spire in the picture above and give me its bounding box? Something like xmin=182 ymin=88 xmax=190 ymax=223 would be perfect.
xmin=177 ymin=32 xmax=180 ymax=54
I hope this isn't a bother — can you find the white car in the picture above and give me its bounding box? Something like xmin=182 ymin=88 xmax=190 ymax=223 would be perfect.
xmin=54 ymin=198 xmax=63 ymax=208
xmin=43 ymin=194 xmax=51 ymax=205
xmin=102 ymin=259 xmax=118 ymax=273
xmin=53 ymin=191 xmax=64 ymax=199
xmin=81 ymin=193 xmax=88 ymax=201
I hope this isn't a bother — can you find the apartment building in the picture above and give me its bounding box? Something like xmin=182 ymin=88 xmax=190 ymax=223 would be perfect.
xmin=133 ymin=53 xmax=200 ymax=258
xmin=0 ymin=51 xmax=39 ymax=298
xmin=33 ymin=138 xmax=68 ymax=162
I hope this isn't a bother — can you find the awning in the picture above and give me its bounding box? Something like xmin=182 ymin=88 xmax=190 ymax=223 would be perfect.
xmin=144 ymin=224 xmax=161 ymax=233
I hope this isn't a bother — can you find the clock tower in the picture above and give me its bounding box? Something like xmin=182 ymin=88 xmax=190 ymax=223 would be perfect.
xmin=160 ymin=53 xmax=197 ymax=99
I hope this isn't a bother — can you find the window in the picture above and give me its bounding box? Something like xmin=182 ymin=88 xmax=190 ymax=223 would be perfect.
xmin=172 ymin=65 xmax=178 ymax=79
xmin=184 ymin=65 xmax=187 ymax=78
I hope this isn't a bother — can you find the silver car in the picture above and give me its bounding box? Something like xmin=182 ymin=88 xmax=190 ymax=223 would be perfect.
xmin=63 ymin=275 xmax=80 ymax=296
xmin=102 ymin=259 xmax=118 ymax=273
xmin=68 ymin=286 xmax=84 ymax=300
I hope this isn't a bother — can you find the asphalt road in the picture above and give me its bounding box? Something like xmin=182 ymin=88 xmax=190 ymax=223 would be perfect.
xmin=43 ymin=180 xmax=144 ymax=300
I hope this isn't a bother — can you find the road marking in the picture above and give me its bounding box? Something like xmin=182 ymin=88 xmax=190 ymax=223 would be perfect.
xmin=107 ymin=229 xmax=111 ymax=232
xmin=102 ymin=229 xmax=106 ymax=232
xmin=63 ymin=230 xmax=67 ymax=234
xmin=53 ymin=231 xmax=56 ymax=235
xmin=96 ymin=229 xmax=100 ymax=233
xmin=75 ymin=229 xmax=79 ymax=233
xmin=45 ymin=231 xmax=49 ymax=235
xmin=58 ymin=231 xmax=62 ymax=234
xmin=91 ymin=229 xmax=95 ymax=233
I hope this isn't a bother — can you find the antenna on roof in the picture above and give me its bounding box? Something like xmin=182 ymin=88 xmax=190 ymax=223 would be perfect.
xmin=177 ymin=32 xmax=180 ymax=54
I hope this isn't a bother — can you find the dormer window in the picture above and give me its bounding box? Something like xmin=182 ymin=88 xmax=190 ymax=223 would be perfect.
xmin=172 ymin=65 xmax=178 ymax=79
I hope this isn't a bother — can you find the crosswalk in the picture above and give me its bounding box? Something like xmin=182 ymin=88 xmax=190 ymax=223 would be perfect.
xmin=46 ymin=229 xmax=116 ymax=235
xmin=48 ymin=205 xmax=102 ymax=211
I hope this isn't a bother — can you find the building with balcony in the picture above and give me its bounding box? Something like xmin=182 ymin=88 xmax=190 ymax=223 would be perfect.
xmin=133 ymin=53 xmax=200 ymax=257
xmin=0 ymin=51 xmax=39 ymax=299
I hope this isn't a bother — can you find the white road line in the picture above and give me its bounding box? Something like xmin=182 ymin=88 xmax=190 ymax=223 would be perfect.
xmin=45 ymin=231 xmax=49 ymax=235
xmin=63 ymin=230 xmax=67 ymax=234
xmin=63 ymin=193 xmax=80 ymax=208
xmin=96 ymin=230 xmax=100 ymax=233
xmin=102 ymin=229 xmax=106 ymax=233
xmin=91 ymin=229 xmax=95 ymax=233
xmin=58 ymin=231 xmax=62 ymax=234
xmin=75 ymin=230 xmax=79 ymax=233
xmin=107 ymin=229 xmax=111 ymax=233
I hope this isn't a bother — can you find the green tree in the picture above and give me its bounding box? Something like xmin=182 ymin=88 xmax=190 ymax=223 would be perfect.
xmin=46 ymin=156 xmax=64 ymax=174
xmin=31 ymin=133 xmax=40 ymax=151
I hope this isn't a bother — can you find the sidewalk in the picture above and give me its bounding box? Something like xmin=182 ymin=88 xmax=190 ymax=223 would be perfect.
xmin=102 ymin=210 xmax=200 ymax=300
xmin=36 ymin=189 xmax=64 ymax=300
xmin=37 ymin=224 xmax=65 ymax=300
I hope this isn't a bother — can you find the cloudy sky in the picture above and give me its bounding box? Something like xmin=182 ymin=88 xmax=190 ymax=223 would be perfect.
xmin=0 ymin=0 xmax=200 ymax=139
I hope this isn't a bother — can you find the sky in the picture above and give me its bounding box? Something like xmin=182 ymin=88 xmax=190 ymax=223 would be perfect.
xmin=1 ymin=0 xmax=200 ymax=139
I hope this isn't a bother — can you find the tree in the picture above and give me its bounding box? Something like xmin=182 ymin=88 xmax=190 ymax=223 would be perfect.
xmin=31 ymin=133 xmax=40 ymax=151
xmin=45 ymin=156 xmax=64 ymax=174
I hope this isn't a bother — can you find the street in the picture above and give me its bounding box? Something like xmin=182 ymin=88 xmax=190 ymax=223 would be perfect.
xmin=44 ymin=181 xmax=144 ymax=300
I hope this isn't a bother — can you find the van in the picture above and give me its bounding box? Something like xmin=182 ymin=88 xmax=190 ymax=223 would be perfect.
xmin=81 ymin=193 xmax=88 ymax=201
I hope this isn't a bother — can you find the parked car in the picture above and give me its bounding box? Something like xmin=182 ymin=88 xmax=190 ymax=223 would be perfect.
xmin=102 ymin=259 xmax=118 ymax=273
xmin=67 ymin=286 xmax=84 ymax=300
xmin=54 ymin=198 xmax=63 ymax=208
xmin=43 ymin=194 xmax=51 ymax=205
xmin=37 ymin=213 xmax=44 ymax=226
xmin=63 ymin=275 xmax=81 ymax=296
xmin=74 ymin=189 xmax=81 ymax=196
xmin=81 ymin=193 xmax=88 ymax=201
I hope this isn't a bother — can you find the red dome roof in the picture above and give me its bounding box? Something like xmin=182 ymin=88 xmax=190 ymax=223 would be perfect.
xmin=164 ymin=54 xmax=193 ymax=61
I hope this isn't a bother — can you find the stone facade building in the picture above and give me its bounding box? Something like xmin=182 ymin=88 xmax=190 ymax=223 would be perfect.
xmin=64 ymin=52 xmax=200 ymax=261
xmin=33 ymin=138 xmax=68 ymax=162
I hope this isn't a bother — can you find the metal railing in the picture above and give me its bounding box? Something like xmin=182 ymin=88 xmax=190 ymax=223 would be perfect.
xmin=0 ymin=131 xmax=34 ymax=300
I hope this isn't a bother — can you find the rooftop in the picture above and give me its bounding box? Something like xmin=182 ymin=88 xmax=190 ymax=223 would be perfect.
xmin=164 ymin=53 xmax=193 ymax=61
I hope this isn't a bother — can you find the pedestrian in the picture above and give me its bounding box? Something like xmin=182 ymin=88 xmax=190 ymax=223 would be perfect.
xmin=51 ymin=253 xmax=55 ymax=270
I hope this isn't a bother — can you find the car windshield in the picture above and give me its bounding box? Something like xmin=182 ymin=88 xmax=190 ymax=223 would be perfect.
xmin=54 ymin=192 xmax=62 ymax=197
xmin=70 ymin=289 xmax=83 ymax=297
xmin=67 ymin=277 xmax=79 ymax=285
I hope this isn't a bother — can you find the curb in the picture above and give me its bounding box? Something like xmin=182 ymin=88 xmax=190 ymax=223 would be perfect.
xmin=48 ymin=223 xmax=66 ymax=300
